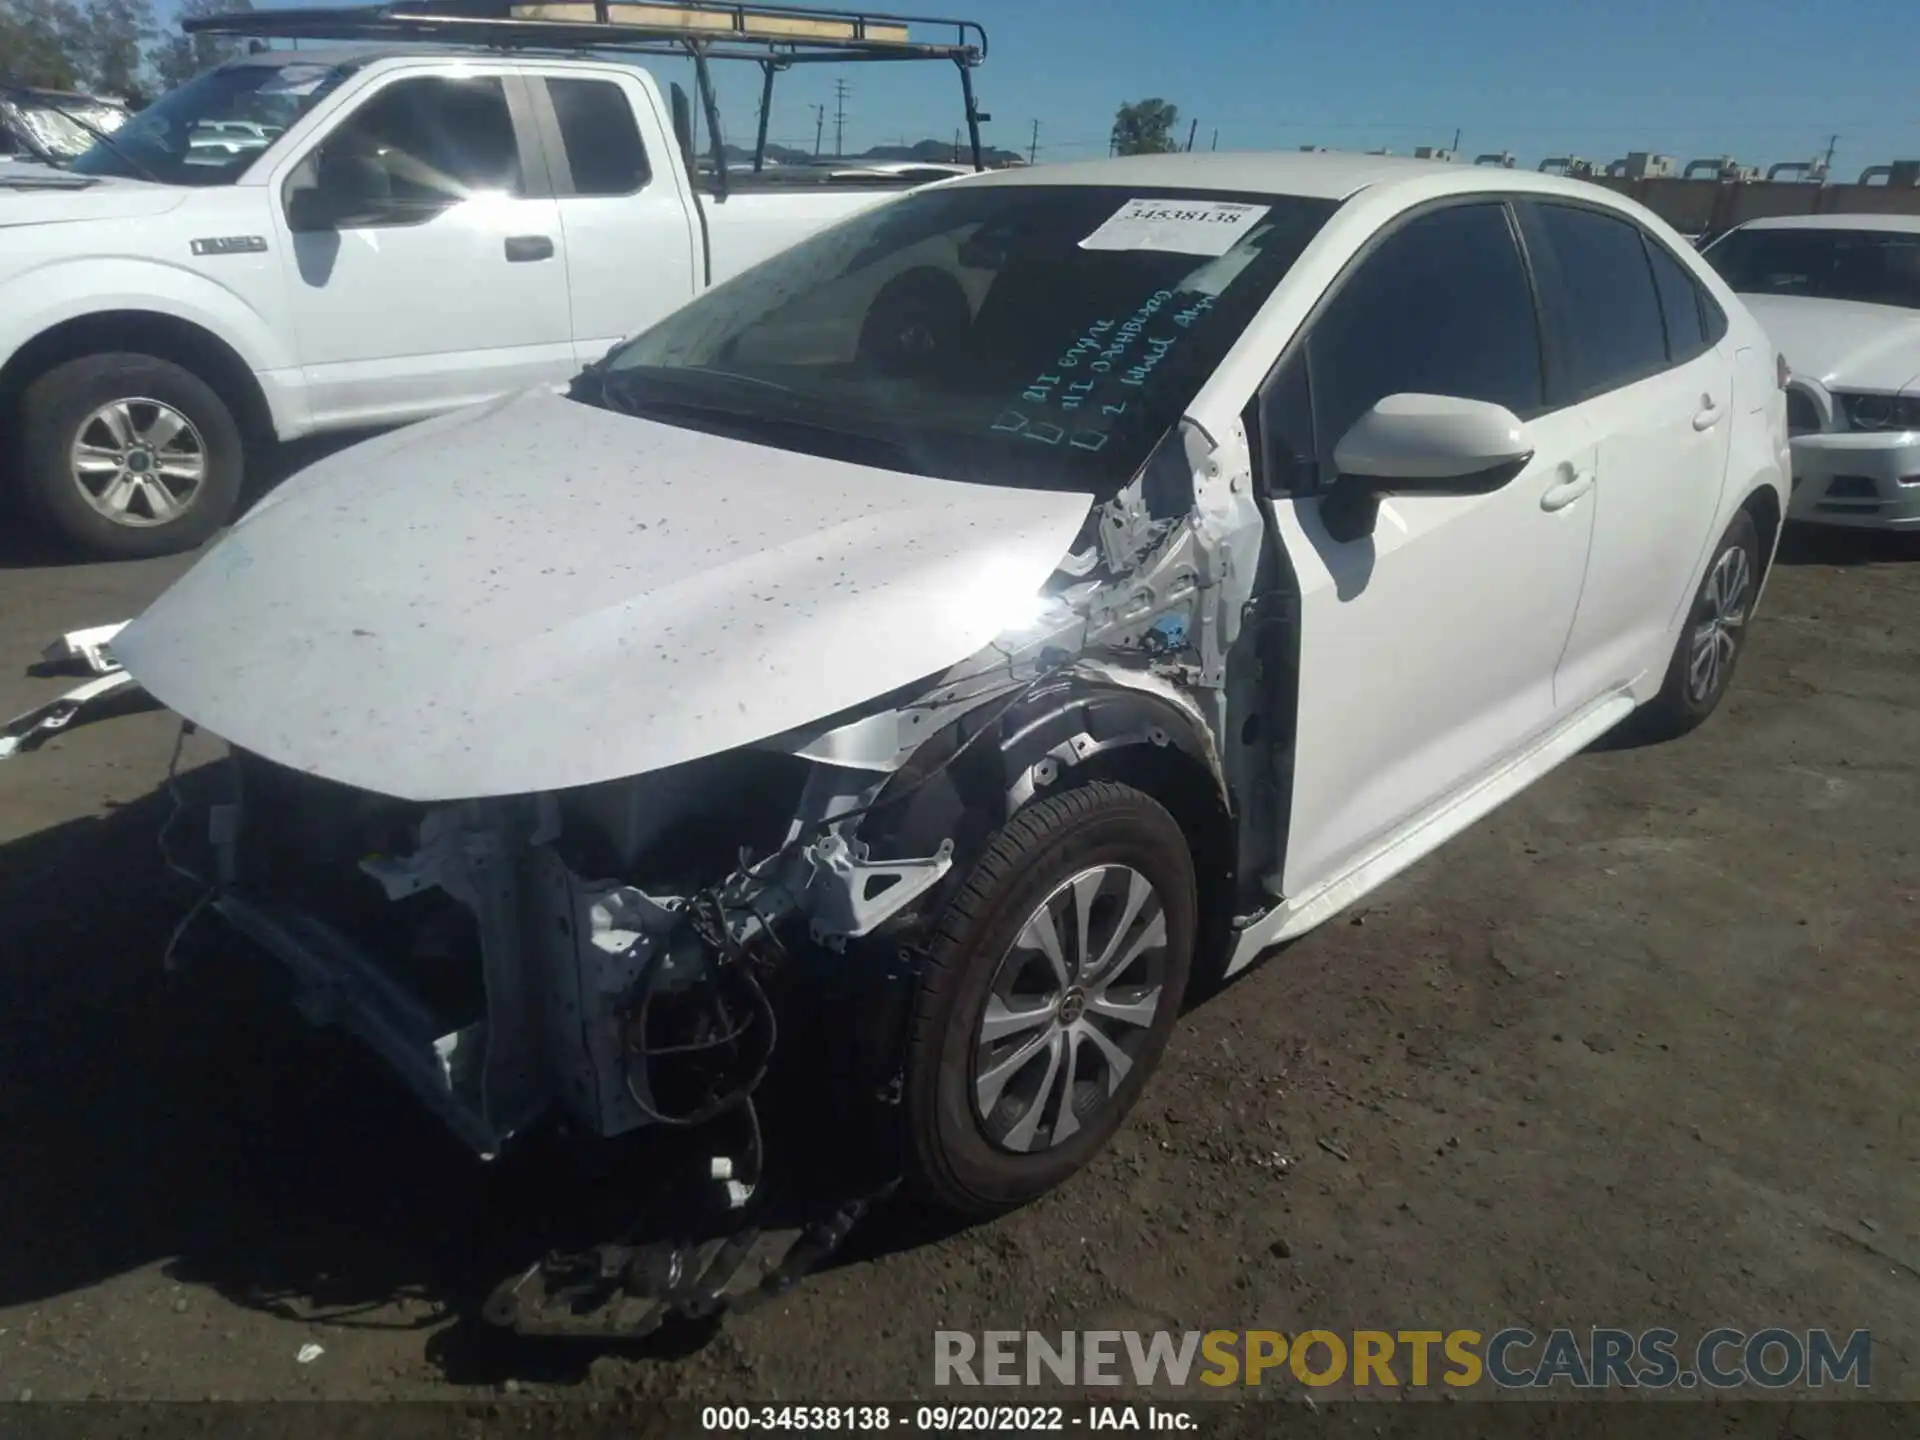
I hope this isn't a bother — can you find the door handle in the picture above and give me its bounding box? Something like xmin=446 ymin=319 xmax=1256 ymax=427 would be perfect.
xmin=1692 ymin=395 xmax=1723 ymax=431
xmin=1540 ymin=467 xmax=1594 ymax=512
xmin=504 ymin=234 xmax=554 ymax=262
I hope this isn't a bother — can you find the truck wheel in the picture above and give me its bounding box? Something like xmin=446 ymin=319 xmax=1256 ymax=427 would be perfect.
xmin=19 ymin=353 xmax=243 ymax=559
xmin=903 ymin=781 xmax=1196 ymax=1218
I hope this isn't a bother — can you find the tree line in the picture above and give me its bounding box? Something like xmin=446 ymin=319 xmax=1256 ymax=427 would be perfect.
xmin=1 ymin=0 xmax=253 ymax=103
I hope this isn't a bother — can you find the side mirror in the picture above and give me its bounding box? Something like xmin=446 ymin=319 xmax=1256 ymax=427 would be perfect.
xmin=1321 ymin=394 xmax=1533 ymax=542
xmin=285 ymin=183 xmax=336 ymax=233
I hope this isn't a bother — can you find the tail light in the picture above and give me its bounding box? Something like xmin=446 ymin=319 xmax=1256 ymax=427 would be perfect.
xmin=1776 ymin=353 xmax=1791 ymax=391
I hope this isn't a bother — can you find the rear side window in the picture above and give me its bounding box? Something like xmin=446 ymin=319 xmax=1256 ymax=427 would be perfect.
xmin=1521 ymin=202 xmax=1669 ymax=402
xmin=1699 ymin=287 xmax=1729 ymax=345
xmin=1644 ymin=235 xmax=1711 ymax=363
xmin=548 ymin=78 xmax=650 ymax=196
xmin=1307 ymin=202 xmax=1544 ymax=460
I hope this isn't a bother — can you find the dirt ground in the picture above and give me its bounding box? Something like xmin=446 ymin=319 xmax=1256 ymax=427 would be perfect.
xmin=1 ymin=476 xmax=1916 ymax=1409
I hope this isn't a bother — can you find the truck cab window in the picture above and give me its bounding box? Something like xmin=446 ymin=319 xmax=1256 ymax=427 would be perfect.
xmin=304 ymin=77 xmax=524 ymax=226
xmin=547 ymin=78 xmax=650 ymax=196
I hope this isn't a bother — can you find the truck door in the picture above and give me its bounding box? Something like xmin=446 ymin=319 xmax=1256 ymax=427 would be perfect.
xmin=519 ymin=70 xmax=704 ymax=367
xmin=271 ymin=69 xmax=574 ymax=430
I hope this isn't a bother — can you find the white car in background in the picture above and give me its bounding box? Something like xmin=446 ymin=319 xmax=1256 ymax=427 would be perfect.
xmin=117 ymin=152 xmax=1789 ymax=1332
xmin=1703 ymin=214 xmax=1920 ymax=529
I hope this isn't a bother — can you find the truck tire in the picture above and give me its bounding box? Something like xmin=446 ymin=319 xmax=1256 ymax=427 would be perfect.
xmin=19 ymin=352 xmax=244 ymax=559
xmin=903 ymin=781 xmax=1196 ymax=1218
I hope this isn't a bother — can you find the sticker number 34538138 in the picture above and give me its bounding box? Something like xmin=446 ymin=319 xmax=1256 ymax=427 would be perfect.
xmin=1078 ymin=198 xmax=1271 ymax=257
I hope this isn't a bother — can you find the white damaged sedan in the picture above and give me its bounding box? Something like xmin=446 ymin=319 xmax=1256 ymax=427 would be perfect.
xmin=117 ymin=152 xmax=1789 ymax=1332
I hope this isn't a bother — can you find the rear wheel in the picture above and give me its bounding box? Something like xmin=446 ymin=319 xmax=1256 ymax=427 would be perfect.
xmin=903 ymin=781 xmax=1196 ymax=1218
xmin=1634 ymin=508 xmax=1761 ymax=739
xmin=19 ymin=352 xmax=244 ymax=559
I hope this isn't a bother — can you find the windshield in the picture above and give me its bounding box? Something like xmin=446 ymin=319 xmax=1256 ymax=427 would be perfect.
xmin=2 ymin=94 xmax=127 ymax=163
xmin=590 ymin=184 xmax=1338 ymax=492
xmin=68 ymin=59 xmax=357 ymax=185
xmin=1703 ymin=226 xmax=1920 ymax=311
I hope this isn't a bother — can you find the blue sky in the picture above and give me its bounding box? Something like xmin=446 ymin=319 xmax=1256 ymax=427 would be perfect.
xmin=225 ymin=0 xmax=1919 ymax=175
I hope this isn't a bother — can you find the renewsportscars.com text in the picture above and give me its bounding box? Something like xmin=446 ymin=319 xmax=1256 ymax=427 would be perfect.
xmin=933 ymin=1327 xmax=1872 ymax=1391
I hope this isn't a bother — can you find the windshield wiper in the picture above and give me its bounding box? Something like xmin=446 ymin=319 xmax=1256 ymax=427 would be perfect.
xmin=31 ymin=97 xmax=158 ymax=184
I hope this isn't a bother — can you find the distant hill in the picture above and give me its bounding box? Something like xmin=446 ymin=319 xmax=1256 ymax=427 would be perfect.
xmin=720 ymin=137 xmax=1025 ymax=167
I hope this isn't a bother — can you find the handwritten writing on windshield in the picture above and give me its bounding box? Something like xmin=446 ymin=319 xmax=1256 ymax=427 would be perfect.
xmin=990 ymin=289 xmax=1217 ymax=451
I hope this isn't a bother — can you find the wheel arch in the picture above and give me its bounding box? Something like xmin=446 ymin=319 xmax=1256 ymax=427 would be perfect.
xmin=0 ymin=310 xmax=277 ymax=443
xmin=854 ymin=672 xmax=1238 ymax=981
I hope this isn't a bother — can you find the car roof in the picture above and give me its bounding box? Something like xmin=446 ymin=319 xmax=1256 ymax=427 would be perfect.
xmin=946 ymin=149 xmax=1642 ymax=205
xmin=1730 ymin=212 xmax=1920 ymax=235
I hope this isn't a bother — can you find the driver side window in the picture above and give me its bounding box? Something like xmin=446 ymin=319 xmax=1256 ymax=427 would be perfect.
xmin=1306 ymin=202 xmax=1545 ymax=480
xmin=288 ymin=76 xmax=525 ymax=230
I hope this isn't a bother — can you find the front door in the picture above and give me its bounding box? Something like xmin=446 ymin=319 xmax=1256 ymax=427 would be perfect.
xmin=1258 ymin=201 xmax=1599 ymax=901
xmin=272 ymin=69 xmax=575 ymax=430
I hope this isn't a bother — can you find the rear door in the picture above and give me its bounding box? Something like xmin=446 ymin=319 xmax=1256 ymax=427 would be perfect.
xmin=1258 ymin=201 xmax=1599 ymax=901
xmin=521 ymin=69 xmax=703 ymax=366
xmin=1518 ymin=200 xmax=1735 ymax=707
xmin=272 ymin=69 xmax=575 ymax=429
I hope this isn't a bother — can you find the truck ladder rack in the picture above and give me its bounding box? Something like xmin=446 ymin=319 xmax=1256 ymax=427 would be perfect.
xmin=185 ymin=0 xmax=991 ymax=184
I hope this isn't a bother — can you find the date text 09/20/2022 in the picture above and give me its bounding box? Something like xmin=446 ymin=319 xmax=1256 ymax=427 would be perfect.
xmin=702 ymin=1406 xmax=1194 ymax=1432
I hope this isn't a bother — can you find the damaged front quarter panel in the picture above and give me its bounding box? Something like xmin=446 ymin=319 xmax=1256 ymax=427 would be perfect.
xmin=154 ymin=405 xmax=1276 ymax=1338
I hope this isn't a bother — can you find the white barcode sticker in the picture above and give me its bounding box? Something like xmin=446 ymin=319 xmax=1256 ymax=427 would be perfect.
xmin=1078 ymin=198 xmax=1271 ymax=257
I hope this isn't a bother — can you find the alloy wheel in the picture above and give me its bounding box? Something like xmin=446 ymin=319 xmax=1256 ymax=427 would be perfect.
xmin=70 ymin=397 xmax=208 ymax=527
xmin=972 ymin=864 xmax=1170 ymax=1154
xmin=1687 ymin=543 xmax=1752 ymax=704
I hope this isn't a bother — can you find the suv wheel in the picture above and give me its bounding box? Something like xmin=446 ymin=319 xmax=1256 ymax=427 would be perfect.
xmin=19 ymin=352 xmax=243 ymax=559
xmin=903 ymin=781 xmax=1196 ymax=1218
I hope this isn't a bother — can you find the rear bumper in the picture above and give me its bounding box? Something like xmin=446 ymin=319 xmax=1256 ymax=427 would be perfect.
xmin=1787 ymin=430 xmax=1920 ymax=530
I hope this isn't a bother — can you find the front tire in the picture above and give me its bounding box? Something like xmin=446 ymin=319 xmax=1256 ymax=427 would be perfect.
xmin=1635 ymin=508 xmax=1761 ymax=740
xmin=19 ymin=352 xmax=244 ymax=559
xmin=903 ymin=781 xmax=1196 ymax=1219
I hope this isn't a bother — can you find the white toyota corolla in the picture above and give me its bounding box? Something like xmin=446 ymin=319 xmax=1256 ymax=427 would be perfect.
xmin=115 ymin=151 xmax=1789 ymax=1331
xmin=1703 ymin=213 xmax=1920 ymax=530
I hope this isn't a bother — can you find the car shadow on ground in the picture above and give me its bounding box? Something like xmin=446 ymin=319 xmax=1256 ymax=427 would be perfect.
xmin=1774 ymin=520 xmax=1920 ymax=567
xmin=0 ymin=771 xmax=996 ymax=1386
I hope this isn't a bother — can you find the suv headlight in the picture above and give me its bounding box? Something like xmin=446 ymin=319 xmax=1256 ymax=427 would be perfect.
xmin=1838 ymin=392 xmax=1920 ymax=432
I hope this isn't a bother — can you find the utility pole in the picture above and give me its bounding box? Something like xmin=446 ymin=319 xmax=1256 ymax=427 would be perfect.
xmin=1185 ymin=118 xmax=1198 ymax=152
xmin=812 ymin=103 xmax=825 ymax=157
xmin=1210 ymin=127 xmax=1218 ymax=151
xmin=953 ymin=127 xmax=960 ymax=163
xmin=1452 ymin=126 xmax=1461 ymax=154
xmin=1822 ymin=132 xmax=1839 ymax=175
xmin=1028 ymin=119 xmax=1040 ymax=165
xmin=832 ymin=78 xmax=850 ymax=157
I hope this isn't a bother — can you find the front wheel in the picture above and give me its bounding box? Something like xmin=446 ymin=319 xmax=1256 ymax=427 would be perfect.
xmin=903 ymin=781 xmax=1196 ymax=1218
xmin=1634 ymin=508 xmax=1762 ymax=740
xmin=18 ymin=352 xmax=244 ymax=559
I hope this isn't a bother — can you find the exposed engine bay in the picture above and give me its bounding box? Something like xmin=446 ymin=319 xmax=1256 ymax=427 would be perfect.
xmin=136 ymin=409 xmax=1293 ymax=1339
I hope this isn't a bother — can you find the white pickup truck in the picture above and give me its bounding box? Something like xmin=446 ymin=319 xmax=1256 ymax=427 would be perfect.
xmin=0 ymin=44 xmax=939 ymax=557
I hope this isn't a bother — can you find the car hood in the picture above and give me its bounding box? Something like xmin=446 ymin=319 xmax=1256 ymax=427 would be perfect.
xmin=115 ymin=389 xmax=1095 ymax=802
xmin=0 ymin=171 xmax=187 ymax=225
xmin=1739 ymin=292 xmax=1920 ymax=394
